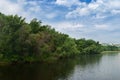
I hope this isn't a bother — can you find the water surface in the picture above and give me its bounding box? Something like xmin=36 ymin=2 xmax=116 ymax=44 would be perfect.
xmin=0 ymin=52 xmax=120 ymax=80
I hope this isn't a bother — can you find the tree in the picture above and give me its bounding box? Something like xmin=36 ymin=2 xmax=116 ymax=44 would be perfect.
xmin=30 ymin=18 xmax=41 ymax=33
xmin=0 ymin=13 xmax=103 ymax=63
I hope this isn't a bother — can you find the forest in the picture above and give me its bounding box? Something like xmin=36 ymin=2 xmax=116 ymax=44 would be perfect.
xmin=0 ymin=13 xmax=118 ymax=63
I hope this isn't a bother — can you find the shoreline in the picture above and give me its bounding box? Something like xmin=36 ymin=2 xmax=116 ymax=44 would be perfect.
xmin=102 ymin=51 xmax=120 ymax=53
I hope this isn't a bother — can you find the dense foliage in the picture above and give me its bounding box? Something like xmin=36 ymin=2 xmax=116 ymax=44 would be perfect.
xmin=102 ymin=45 xmax=120 ymax=51
xmin=0 ymin=13 xmax=103 ymax=63
xmin=75 ymin=39 xmax=102 ymax=54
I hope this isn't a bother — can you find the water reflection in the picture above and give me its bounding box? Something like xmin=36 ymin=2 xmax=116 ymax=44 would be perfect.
xmin=0 ymin=54 xmax=102 ymax=80
xmin=75 ymin=54 xmax=102 ymax=67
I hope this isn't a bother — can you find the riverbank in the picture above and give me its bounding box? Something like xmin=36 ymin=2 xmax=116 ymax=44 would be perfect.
xmin=101 ymin=51 xmax=120 ymax=54
xmin=0 ymin=62 xmax=10 ymax=66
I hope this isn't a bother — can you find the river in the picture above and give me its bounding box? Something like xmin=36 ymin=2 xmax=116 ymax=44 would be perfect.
xmin=0 ymin=52 xmax=120 ymax=80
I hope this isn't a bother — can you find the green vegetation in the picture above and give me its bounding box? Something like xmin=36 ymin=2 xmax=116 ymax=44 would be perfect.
xmin=102 ymin=44 xmax=120 ymax=51
xmin=0 ymin=13 xmax=103 ymax=63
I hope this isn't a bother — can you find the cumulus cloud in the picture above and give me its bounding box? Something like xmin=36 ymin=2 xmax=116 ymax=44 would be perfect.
xmin=50 ymin=21 xmax=84 ymax=31
xmin=0 ymin=0 xmax=42 ymax=22
xmin=95 ymin=24 xmax=109 ymax=30
xmin=48 ymin=21 xmax=87 ymax=38
xmin=55 ymin=0 xmax=80 ymax=7
xmin=66 ymin=0 xmax=120 ymax=19
xmin=45 ymin=13 xmax=57 ymax=19
xmin=111 ymin=10 xmax=120 ymax=15
xmin=0 ymin=0 xmax=22 ymax=15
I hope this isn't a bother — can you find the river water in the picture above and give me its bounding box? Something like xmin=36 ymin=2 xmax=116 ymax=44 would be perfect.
xmin=0 ymin=52 xmax=120 ymax=80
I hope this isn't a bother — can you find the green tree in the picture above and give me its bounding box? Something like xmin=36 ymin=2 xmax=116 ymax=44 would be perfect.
xmin=30 ymin=18 xmax=41 ymax=33
xmin=0 ymin=12 xmax=103 ymax=63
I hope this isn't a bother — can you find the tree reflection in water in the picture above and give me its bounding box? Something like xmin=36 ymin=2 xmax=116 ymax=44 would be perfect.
xmin=0 ymin=54 xmax=102 ymax=80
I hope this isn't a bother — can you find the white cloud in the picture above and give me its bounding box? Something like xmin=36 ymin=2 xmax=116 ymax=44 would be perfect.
xmin=0 ymin=0 xmax=41 ymax=22
xmin=88 ymin=2 xmax=99 ymax=9
xmin=45 ymin=13 xmax=57 ymax=19
xmin=48 ymin=21 xmax=86 ymax=38
xmin=95 ymin=13 xmax=107 ymax=19
xmin=108 ymin=0 xmax=120 ymax=9
xmin=66 ymin=0 xmax=120 ymax=19
xmin=111 ymin=10 xmax=120 ymax=15
xmin=23 ymin=0 xmax=41 ymax=13
xmin=49 ymin=21 xmax=84 ymax=31
xmin=95 ymin=24 xmax=109 ymax=30
xmin=66 ymin=7 xmax=90 ymax=18
xmin=0 ymin=0 xmax=22 ymax=15
xmin=55 ymin=0 xmax=80 ymax=7
xmin=29 ymin=6 xmax=41 ymax=12
xmin=66 ymin=1 xmax=100 ymax=18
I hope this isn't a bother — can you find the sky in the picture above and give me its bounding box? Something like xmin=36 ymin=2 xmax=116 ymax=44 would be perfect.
xmin=0 ymin=0 xmax=120 ymax=44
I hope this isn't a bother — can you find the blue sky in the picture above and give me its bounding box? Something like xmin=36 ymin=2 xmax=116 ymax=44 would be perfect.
xmin=0 ymin=0 xmax=120 ymax=43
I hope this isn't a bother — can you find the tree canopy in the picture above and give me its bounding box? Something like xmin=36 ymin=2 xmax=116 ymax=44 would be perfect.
xmin=0 ymin=13 xmax=103 ymax=63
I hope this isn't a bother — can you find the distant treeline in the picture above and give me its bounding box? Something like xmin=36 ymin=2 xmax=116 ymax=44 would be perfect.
xmin=102 ymin=44 xmax=120 ymax=51
xmin=0 ymin=13 xmax=105 ymax=63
